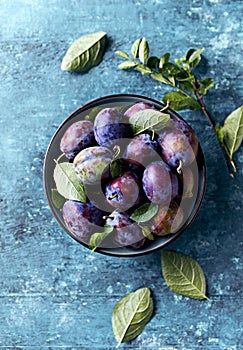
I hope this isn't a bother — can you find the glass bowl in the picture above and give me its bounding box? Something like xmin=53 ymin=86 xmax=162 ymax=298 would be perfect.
xmin=43 ymin=94 xmax=206 ymax=257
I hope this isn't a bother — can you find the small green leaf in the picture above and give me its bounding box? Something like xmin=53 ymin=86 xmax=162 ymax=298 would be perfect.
xmin=89 ymin=225 xmax=113 ymax=252
xmin=186 ymin=48 xmax=204 ymax=68
xmin=159 ymin=52 xmax=170 ymax=69
xmin=129 ymin=109 xmax=170 ymax=135
xmin=112 ymin=287 xmax=153 ymax=347
xmin=51 ymin=189 xmax=66 ymax=209
xmin=179 ymin=81 xmax=195 ymax=94
xmin=135 ymin=64 xmax=152 ymax=75
xmin=130 ymin=203 xmax=159 ymax=222
xmin=115 ymin=50 xmax=130 ymax=60
xmin=147 ymin=56 xmax=159 ymax=69
xmin=198 ymin=78 xmax=214 ymax=95
xmin=167 ymin=75 xmax=176 ymax=86
xmin=162 ymin=62 xmax=181 ymax=76
xmin=131 ymin=38 xmax=142 ymax=59
xmin=61 ymin=31 xmax=107 ymax=73
xmin=142 ymin=226 xmax=154 ymax=240
xmin=110 ymin=159 xmax=123 ymax=178
xmin=221 ymin=106 xmax=243 ymax=159
xmin=53 ymin=162 xmax=86 ymax=202
xmin=138 ymin=37 xmax=149 ymax=64
xmin=162 ymin=91 xmax=200 ymax=110
xmin=118 ymin=60 xmax=138 ymax=70
xmin=151 ymin=73 xmax=170 ymax=85
xmin=161 ymin=251 xmax=208 ymax=300
xmin=215 ymin=123 xmax=224 ymax=144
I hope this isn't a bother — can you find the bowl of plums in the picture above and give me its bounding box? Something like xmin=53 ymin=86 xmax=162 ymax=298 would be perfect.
xmin=43 ymin=94 xmax=206 ymax=257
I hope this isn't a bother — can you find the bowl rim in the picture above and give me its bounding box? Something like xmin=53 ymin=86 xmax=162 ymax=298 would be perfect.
xmin=43 ymin=93 xmax=206 ymax=257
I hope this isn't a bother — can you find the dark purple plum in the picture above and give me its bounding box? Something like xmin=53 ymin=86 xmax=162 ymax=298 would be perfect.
xmin=62 ymin=200 xmax=104 ymax=241
xmin=105 ymin=172 xmax=141 ymax=210
xmin=94 ymin=108 xmax=132 ymax=146
xmin=60 ymin=120 xmax=95 ymax=159
xmin=124 ymin=102 xmax=154 ymax=119
xmin=158 ymin=128 xmax=198 ymax=169
xmin=142 ymin=161 xmax=172 ymax=205
xmin=106 ymin=211 xmax=145 ymax=249
xmin=123 ymin=133 xmax=158 ymax=165
xmin=165 ymin=164 xmax=180 ymax=200
xmin=151 ymin=202 xmax=184 ymax=236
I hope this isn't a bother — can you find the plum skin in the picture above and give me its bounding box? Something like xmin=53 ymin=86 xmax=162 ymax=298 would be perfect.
xmin=158 ymin=122 xmax=198 ymax=168
xmin=62 ymin=200 xmax=104 ymax=240
xmin=105 ymin=172 xmax=141 ymax=210
xmin=124 ymin=102 xmax=154 ymax=119
xmin=151 ymin=202 xmax=184 ymax=236
xmin=123 ymin=133 xmax=158 ymax=165
xmin=73 ymin=146 xmax=112 ymax=185
xmin=94 ymin=108 xmax=132 ymax=146
xmin=106 ymin=211 xmax=145 ymax=249
xmin=142 ymin=161 xmax=172 ymax=205
xmin=60 ymin=120 xmax=95 ymax=159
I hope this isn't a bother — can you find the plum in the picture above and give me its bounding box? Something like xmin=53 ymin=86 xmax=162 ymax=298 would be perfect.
xmin=151 ymin=202 xmax=184 ymax=236
xmin=142 ymin=161 xmax=172 ymax=205
xmin=94 ymin=108 xmax=132 ymax=146
xmin=60 ymin=120 xmax=95 ymax=159
xmin=106 ymin=211 xmax=145 ymax=249
xmin=74 ymin=146 xmax=112 ymax=184
xmin=158 ymin=127 xmax=198 ymax=170
xmin=124 ymin=102 xmax=154 ymax=119
xmin=105 ymin=172 xmax=141 ymax=210
xmin=123 ymin=133 xmax=158 ymax=165
xmin=62 ymin=200 xmax=104 ymax=240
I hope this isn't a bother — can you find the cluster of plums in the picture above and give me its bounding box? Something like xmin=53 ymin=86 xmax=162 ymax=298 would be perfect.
xmin=58 ymin=101 xmax=198 ymax=250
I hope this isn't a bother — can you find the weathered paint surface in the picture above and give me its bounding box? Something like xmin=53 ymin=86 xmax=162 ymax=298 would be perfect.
xmin=0 ymin=0 xmax=242 ymax=349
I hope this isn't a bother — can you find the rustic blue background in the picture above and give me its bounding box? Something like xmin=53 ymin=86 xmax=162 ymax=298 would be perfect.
xmin=0 ymin=0 xmax=242 ymax=349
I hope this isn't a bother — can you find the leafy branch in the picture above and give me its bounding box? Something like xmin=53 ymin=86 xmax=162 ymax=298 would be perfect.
xmin=116 ymin=38 xmax=243 ymax=177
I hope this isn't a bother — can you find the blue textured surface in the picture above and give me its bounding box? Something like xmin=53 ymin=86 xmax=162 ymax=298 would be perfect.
xmin=0 ymin=0 xmax=242 ymax=349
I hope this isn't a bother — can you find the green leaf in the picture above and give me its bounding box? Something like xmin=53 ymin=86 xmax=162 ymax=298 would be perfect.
xmin=118 ymin=60 xmax=138 ymax=70
xmin=162 ymin=91 xmax=200 ymax=110
xmin=110 ymin=159 xmax=123 ymax=178
xmin=61 ymin=31 xmax=107 ymax=73
xmin=112 ymin=287 xmax=153 ymax=347
xmin=167 ymin=75 xmax=176 ymax=86
xmin=138 ymin=37 xmax=149 ymax=64
xmin=162 ymin=62 xmax=181 ymax=76
xmin=142 ymin=226 xmax=154 ymax=241
xmin=221 ymin=105 xmax=243 ymax=159
xmin=131 ymin=38 xmax=142 ymax=59
xmin=161 ymin=251 xmax=208 ymax=300
xmin=215 ymin=123 xmax=224 ymax=144
xmin=89 ymin=225 xmax=113 ymax=252
xmin=129 ymin=109 xmax=170 ymax=135
xmin=186 ymin=48 xmax=204 ymax=68
xmin=147 ymin=56 xmax=159 ymax=69
xmin=151 ymin=73 xmax=170 ymax=85
xmin=159 ymin=52 xmax=170 ymax=69
xmin=115 ymin=50 xmax=130 ymax=60
xmin=135 ymin=64 xmax=152 ymax=75
xmin=198 ymin=78 xmax=214 ymax=95
xmin=130 ymin=203 xmax=159 ymax=223
xmin=51 ymin=189 xmax=66 ymax=209
xmin=53 ymin=162 xmax=86 ymax=202
xmin=179 ymin=81 xmax=195 ymax=94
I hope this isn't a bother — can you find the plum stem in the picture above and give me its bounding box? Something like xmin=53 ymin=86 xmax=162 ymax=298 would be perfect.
xmin=176 ymin=159 xmax=183 ymax=174
xmin=107 ymin=193 xmax=118 ymax=200
xmin=113 ymin=145 xmax=121 ymax=159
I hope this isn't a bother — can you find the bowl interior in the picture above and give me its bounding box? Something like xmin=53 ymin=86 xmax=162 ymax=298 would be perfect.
xmin=43 ymin=94 xmax=206 ymax=257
